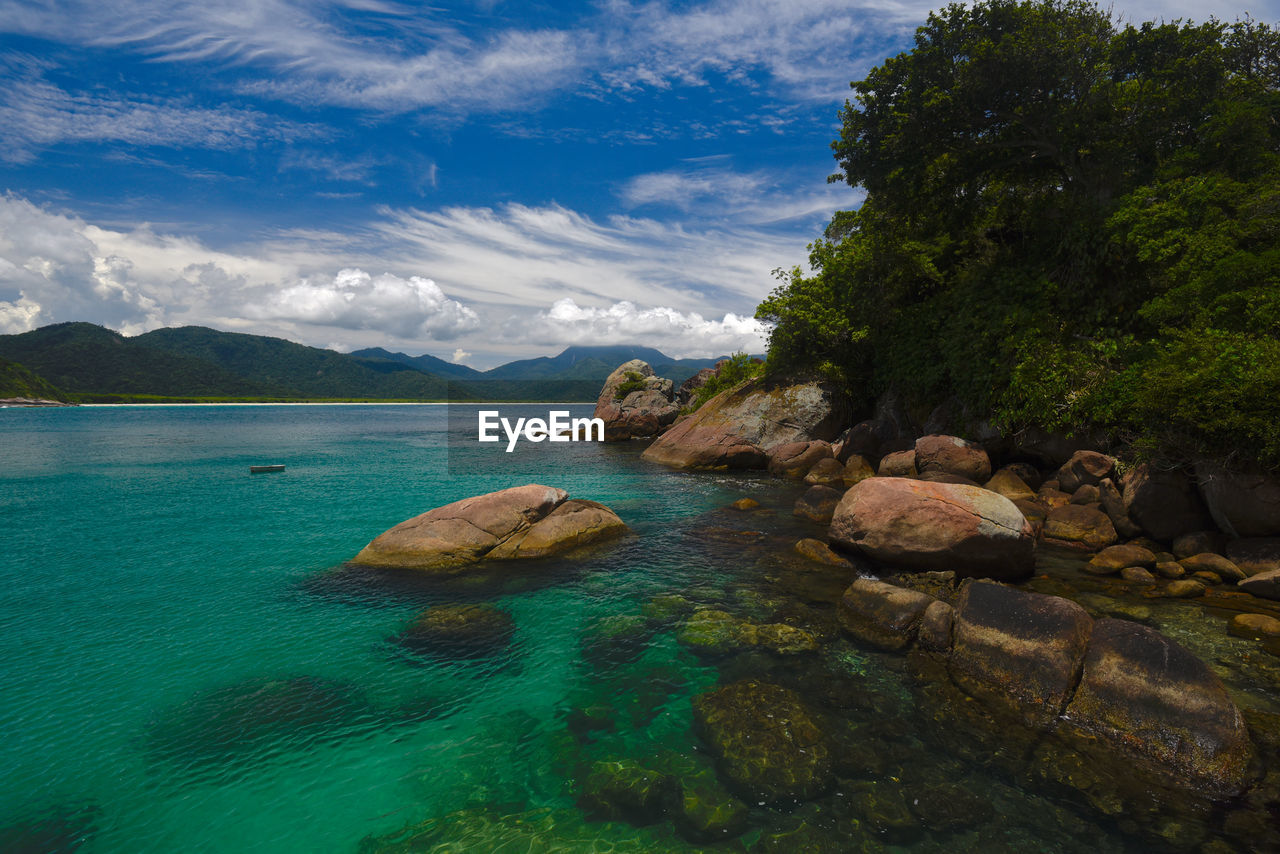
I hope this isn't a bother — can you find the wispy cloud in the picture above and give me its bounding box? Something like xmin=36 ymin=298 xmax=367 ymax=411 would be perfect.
xmin=0 ymin=66 xmax=323 ymax=162
xmin=620 ymin=162 xmax=859 ymax=224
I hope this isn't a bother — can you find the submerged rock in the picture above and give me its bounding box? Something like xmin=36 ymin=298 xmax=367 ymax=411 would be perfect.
xmin=577 ymin=759 xmax=674 ymax=825
xmin=793 ymin=485 xmax=842 ymax=524
xmin=692 ymin=679 xmax=833 ymax=803
xmin=352 ymin=485 xmax=626 ymax=571
xmin=394 ymin=603 xmax=515 ymax=658
xmin=673 ymin=770 xmax=749 ymax=842
xmin=642 ymin=377 xmax=849 ymax=470
xmin=828 ymin=477 xmax=1035 ymax=579
xmin=593 ymin=360 xmax=680 ymax=441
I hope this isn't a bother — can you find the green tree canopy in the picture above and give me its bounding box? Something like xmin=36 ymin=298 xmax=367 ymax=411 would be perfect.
xmin=758 ymin=0 xmax=1280 ymax=467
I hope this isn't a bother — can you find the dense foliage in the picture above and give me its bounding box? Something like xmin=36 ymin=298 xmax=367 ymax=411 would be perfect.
xmin=687 ymin=353 xmax=765 ymax=412
xmin=0 ymin=357 xmax=66 ymax=400
xmin=758 ymin=0 xmax=1280 ymax=468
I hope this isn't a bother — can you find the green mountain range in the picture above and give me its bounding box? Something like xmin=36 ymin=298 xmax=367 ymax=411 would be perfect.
xmin=0 ymin=323 xmax=732 ymax=403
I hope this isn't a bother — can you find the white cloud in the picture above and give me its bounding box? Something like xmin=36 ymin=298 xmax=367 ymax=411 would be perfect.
xmin=511 ymin=297 xmax=768 ymax=358
xmin=248 ymin=268 xmax=480 ymax=339
xmin=451 ymin=348 xmax=470 ymax=364
xmin=0 ymin=190 xmax=815 ymax=364
xmin=620 ymin=163 xmax=858 ymax=224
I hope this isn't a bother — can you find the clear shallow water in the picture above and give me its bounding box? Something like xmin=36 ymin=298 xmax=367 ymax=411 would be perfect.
xmin=1 ymin=405 xmax=1274 ymax=853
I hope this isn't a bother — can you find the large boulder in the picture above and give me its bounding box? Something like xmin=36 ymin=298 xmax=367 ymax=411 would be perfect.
xmin=593 ymin=360 xmax=680 ymax=441
xmin=767 ymin=441 xmax=832 ymax=478
xmin=1122 ymin=463 xmax=1213 ymax=542
xmin=1063 ymin=618 xmax=1254 ymax=796
xmin=641 ymin=378 xmax=849 ymax=470
xmin=1239 ymin=569 xmax=1280 ymax=601
xmin=948 ymin=581 xmax=1093 ymax=728
xmin=1196 ymin=463 xmax=1280 ymax=538
xmin=915 ymin=435 xmax=992 ymax=483
xmin=1042 ymin=504 xmax=1118 ymax=551
xmin=828 ymin=477 xmax=1036 ymax=579
xmin=837 ymin=577 xmax=936 ymax=651
xmin=352 ymin=485 xmax=626 ymax=570
xmin=692 ymin=679 xmax=833 ymax=803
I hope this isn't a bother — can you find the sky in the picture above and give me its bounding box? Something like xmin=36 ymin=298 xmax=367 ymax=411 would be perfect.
xmin=1 ymin=0 xmax=1275 ymax=368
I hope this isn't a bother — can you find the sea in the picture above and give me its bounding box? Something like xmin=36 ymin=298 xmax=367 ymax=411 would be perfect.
xmin=0 ymin=404 xmax=1271 ymax=852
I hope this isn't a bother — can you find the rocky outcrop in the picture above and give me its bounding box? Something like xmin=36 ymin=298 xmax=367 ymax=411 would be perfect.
xmin=641 ymin=378 xmax=849 ymax=470
xmin=828 ymin=477 xmax=1036 ymax=579
xmin=1122 ymin=463 xmax=1213 ymax=542
xmin=352 ymin=484 xmax=626 ymax=571
xmin=835 ymin=578 xmax=1256 ymax=796
xmin=594 ymin=360 xmax=681 ymax=441
xmin=1196 ymin=463 xmax=1280 ymax=538
xmin=692 ymin=679 xmax=833 ymax=803
xmin=677 ymin=367 xmax=718 ymax=408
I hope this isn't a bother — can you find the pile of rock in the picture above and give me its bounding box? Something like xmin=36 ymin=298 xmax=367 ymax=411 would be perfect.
xmin=838 ymin=577 xmax=1256 ymax=796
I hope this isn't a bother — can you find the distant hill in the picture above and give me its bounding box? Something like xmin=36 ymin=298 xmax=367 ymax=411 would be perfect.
xmin=0 ymin=357 xmax=67 ymax=400
xmin=349 ymin=347 xmax=485 ymax=381
xmin=0 ymin=322 xmax=751 ymax=401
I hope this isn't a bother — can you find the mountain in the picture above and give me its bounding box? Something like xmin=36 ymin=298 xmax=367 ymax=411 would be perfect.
xmin=348 ymin=347 xmax=485 ymax=381
xmin=0 ymin=357 xmax=68 ymax=400
xmin=480 ymin=345 xmax=732 ymax=386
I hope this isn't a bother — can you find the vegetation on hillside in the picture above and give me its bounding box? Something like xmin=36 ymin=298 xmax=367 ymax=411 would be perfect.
xmin=758 ymin=0 xmax=1280 ymax=468
xmin=687 ymin=353 xmax=765 ymax=412
xmin=0 ymin=357 xmax=66 ymax=400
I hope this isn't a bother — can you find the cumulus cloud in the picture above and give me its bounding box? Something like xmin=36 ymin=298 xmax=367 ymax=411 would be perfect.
xmin=509 ymin=297 xmax=768 ymax=358
xmin=248 ymin=268 xmax=479 ymax=339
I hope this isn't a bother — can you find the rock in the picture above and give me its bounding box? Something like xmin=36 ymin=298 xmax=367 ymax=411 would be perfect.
xmin=1193 ymin=571 xmax=1224 ymax=585
xmin=489 ymin=499 xmax=629 ymax=559
xmin=793 ymin=485 xmax=843 ymax=524
xmin=1063 ymin=618 xmax=1255 ymax=796
xmin=580 ymin=614 xmax=652 ymax=665
xmin=908 ymin=782 xmax=994 ymax=833
xmin=1086 ymin=544 xmax=1157 ymax=574
xmin=1042 ymin=504 xmax=1118 ymax=551
xmin=848 ymin=779 xmax=922 ymax=844
xmin=1098 ymin=478 xmax=1143 ymax=538
xmin=1120 ymin=567 xmax=1156 ymax=584
xmin=676 ymin=610 xmax=752 ymax=656
xmin=914 ymin=434 xmax=992 ymax=482
xmin=768 ymin=440 xmax=833 ymax=478
xmin=1238 ymin=569 xmax=1280 ymax=601
xmin=1055 ymin=451 xmax=1116 ymax=493
xmin=835 ymin=419 xmax=897 ymax=462
xmin=1228 ymin=613 xmax=1280 ymax=640
xmin=395 ymin=604 xmax=515 ymax=657
xmin=642 ymin=593 xmax=693 ymax=624
xmin=1227 ymin=538 xmax=1280 ymax=577
xmin=673 ymin=771 xmax=748 ymax=842
xmin=730 ymin=497 xmax=759 ymax=511
xmin=840 ymin=455 xmax=876 ymax=488
xmin=593 ymin=360 xmax=680 ymax=441
xmin=642 ymin=378 xmax=849 ymax=470
xmin=877 ymin=449 xmax=917 ymax=477
xmin=1004 ymin=462 xmax=1044 ymax=490
xmin=1178 ymin=553 xmax=1245 ymax=582
xmin=1037 ymin=484 xmax=1072 ymax=510
xmin=803 ymin=456 xmax=846 ymax=487
xmin=1069 ymin=484 xmax=1100 ymax=505
xmin=1122 ymin=464 xmax=1213 ymax=542
xmin=837 ymin=577 xmax=936 ymax=651
xmin=1196 ymin=463 xmax=1280 ymax=538
xmin=917 ymin=600 xmax=955 ymax=653
xmin=1164 ymin=579 xmax=1206 ymax=598
xmin=577 ymin=759 xmax=673 ymax=825
xmin=677 ymin=367 xmax=718 ymax=408
xmin=754 ymin=623 xmax=820 ymax=655
xmin=948 ymin=581 xmax=1093 ymax=728
xmin=828 ymin=477 xmax=1036 ymax=580
xmin=692 ymin=679 xmax=833 ymax=803
xmin=1155 ymin=561 xmax=1185 ymax=579
xmin=1172 ymin=531 xmax=1228 ymax=560
xmin=915 ymin=470 xmax=981 ymax=487
xmin=985 ymin=468 xmax=1036 ymax=501
xmin=793 ymin=538 xmax=852 ymax=567
xmin=353 ymin=485 xmax=626 ymax=570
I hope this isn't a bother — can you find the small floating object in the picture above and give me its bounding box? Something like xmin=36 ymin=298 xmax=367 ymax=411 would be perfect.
xmin=249 ymin=464 xmax=286 ymax=474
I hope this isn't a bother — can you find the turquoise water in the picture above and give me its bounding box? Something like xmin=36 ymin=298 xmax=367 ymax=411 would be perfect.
xmin=0 ymin=404 xmax=793 ymax=852
xmin=2 ymin=405 xmax=1273 ymax=853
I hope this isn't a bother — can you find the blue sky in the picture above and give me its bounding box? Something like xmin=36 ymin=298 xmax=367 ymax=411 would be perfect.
xmin=1 ymin=0 xmax=1275 ymax=367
